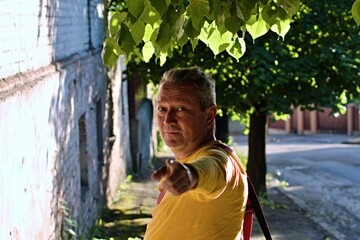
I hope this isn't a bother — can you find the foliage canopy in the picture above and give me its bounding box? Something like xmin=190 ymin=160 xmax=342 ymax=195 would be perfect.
xmin=102 ymin=0 xmax=304 ymax=68
xmin=105 ymin=0 xmax=360 ymax=193
xmin=125 ymin=0 xmax=359 ymax=120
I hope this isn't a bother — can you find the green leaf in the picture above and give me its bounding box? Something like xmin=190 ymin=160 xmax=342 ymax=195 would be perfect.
xmin=154 ymin=22 xmax=172 ymax=50
xmin=139 ymin=2 xmax=162 ymax=25
xmin=143 ymin=24 xmax=155 ymax=41
xmin=261 ymin=3 xmax=281 ymax=27
xmin=109 ymin=12 xmax=127 ymax=37
xmin=142 ymin=41 xmax=155 ymax=62
xmin=125 ymin=0 xmax=145 ymax=18
xmin=246 ymin=13 xmax=270 ymax=41
xmin=130 ymin=20 xmax=145 ymax=45
xmin=151 ymin=4 xmax=181 ymax=50
xmin=198 ymin=21 xmax=211 ymax=43
xmin=163 ymin=5 xmax=181 ymax=27
xmin=224 ymin=13 xmax=244 ymax=34
xmin=117 ymin=23 xmax=136 ymax=57
xmin=172 ymin=15 xmax=186 ymax=39
xmin=274 ymin=0 xmax=300 ymax=16
xmin=177 ymin=32 xmax=189 ymax=47
xmin=101 ymin=38 xmax=121 ymax=68
xmin=150 ymin=25 xmax=159 ymax=43
xmin=208 ymin=0 xmax=221 ymax=20
xmin=231 ymin=0 xmax=256 ymax=23
xmin=352 ymin=0 xmax=360 ymax=26
xmin=262 ymin=5 xmax=291 ymax=39
xmin=271 ymin=17 xmax=291 ymax=39
xmin=207 ymin=28 xmax=232 ymax=55
xmin=226 ymin=37 xmax=246 ymax=60
xmin=184 ymin=18 xmax=201 ymax=39
xmin=187 ymin=0 xmax=210 ymax=30
xmin=159 ymin=52 xmax=167 ymax=66
xmin=190 ymin=38 xmax=199 ymax=50
xmin=149 ymin=0 xmax=168 ymax=16
xmin=215 ymin=7 xmax=225 ymax=28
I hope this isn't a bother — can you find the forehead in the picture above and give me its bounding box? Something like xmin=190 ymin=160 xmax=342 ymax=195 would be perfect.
xmin=157 ymin=83 xmax=199 ymax=105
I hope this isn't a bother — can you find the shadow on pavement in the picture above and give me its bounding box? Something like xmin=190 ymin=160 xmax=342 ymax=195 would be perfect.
xmin=90 ymin=152 xmax=338 ymax=239
xmin=91 ymin=208 xmax=151 ymax=239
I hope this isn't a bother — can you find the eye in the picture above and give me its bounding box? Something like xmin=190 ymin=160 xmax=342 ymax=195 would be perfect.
xmin=177 ymin=107 xmax=185 ymax=112
xmin=157 ymin=107 xmax=166 ymax=112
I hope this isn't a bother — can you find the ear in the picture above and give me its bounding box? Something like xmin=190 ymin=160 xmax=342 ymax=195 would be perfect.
xmin=206 ymin=105 xmax=217 ymax=127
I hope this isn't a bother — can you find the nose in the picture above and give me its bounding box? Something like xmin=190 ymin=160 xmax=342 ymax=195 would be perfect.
xmin=164 ymin=109 xmax=177 ymax=125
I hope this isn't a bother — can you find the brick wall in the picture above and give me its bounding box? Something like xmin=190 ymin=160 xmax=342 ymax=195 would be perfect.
xmin=0 ymin=0 xmax=106 ymax=78
xmin=0 ymin=0 xmax=130 ymax=239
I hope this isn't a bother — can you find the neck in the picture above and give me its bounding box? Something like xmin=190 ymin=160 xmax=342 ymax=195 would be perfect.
xmin=172 ymin=134 xmax=216 ymax=160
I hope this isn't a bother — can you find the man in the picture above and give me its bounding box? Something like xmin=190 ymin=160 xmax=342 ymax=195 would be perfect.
xmin=144 ymin=67 xmax=248 ymax=240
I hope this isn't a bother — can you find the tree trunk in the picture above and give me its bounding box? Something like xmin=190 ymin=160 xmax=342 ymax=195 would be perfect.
xmin=247 ymin=111 xmax=267 ymax=196
xmin=215 ymin=110 xmax=229 ymax=143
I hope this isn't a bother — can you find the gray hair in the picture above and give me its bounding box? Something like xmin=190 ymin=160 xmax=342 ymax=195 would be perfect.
xmin=160 ymin=67 xmax=216 ymax=111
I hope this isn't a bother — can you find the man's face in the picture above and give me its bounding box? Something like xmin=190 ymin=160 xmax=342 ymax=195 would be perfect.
xmin=156 ymin=82 xmax=215 ymax=158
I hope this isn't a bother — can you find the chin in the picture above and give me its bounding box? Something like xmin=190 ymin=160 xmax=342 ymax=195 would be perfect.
xmin=164 ymin=139 xmax=183 ymax=149
xmin=165 ymin=142 xmax=181 ymax=149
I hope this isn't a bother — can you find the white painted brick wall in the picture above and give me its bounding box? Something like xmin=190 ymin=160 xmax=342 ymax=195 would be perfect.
xmin=0 ymin=0 xmax=105 ymax=79
xmin=0 ymin=0 xmax=131 ymax=239
xmin=0 ymin=0 xmax=52 ymax=77
xmin=0 ymin=68 xmax=60 ymax=239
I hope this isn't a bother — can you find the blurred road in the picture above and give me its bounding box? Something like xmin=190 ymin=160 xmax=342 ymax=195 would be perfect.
xmin=232 ymin=133 xmax=360 ymax=240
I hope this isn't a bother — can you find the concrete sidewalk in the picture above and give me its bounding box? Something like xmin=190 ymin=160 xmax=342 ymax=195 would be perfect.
xmin=232 ymin=133 xmax=360 ymax=240
xmin=93 ymin=174 xmax=335 ymax=240
xmin=250 ymin=180 xmax=334 ymax=240
xmin=92 ymin=133 xmax=360 ymax=239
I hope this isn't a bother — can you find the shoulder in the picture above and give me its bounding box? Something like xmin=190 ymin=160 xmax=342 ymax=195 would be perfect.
xmin=202 ymin=140 xmax=234 ymax=156
xmin=195 ymin=141 xmax=233 ymax=160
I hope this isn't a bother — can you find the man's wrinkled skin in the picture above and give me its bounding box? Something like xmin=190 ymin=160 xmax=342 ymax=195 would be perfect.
xmin=151 ymin=82 xmax=217 ymax=195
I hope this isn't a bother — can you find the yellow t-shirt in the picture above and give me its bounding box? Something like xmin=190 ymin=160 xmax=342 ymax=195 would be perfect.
xmin=144 ymin=140 xmax=248 ymax=240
